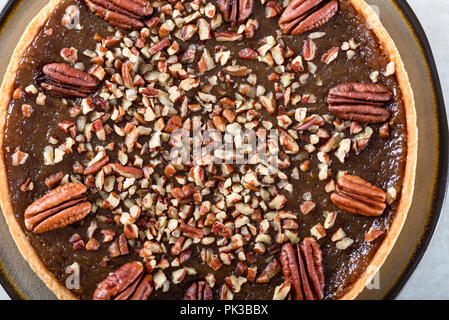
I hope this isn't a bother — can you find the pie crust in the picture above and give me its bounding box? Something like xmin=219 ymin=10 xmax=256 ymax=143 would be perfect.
xmin=0 ymin=0 xmax=417 ymax=300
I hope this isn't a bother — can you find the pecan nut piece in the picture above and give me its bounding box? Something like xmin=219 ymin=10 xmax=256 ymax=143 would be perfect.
xmin=219 ymin=0 xmax=254 ymax=27
xmin=24 ymin=182 xmax=91 ymax=234
xmin=331 ymin=175 xmax=387 ymax=217
xmin=327 ymin=83 xmax=393 ymax=123
xmin=40 ymin=63 xmax=99 ymax=98
xmin=184 ymin=281 xmax=214 ymax=300
xmin=171 ymin=184 xmax=198 ymax=203
xmin=298 ymin=237 xmax=325 ymax=300
xmin=256 ymin=259 xmax=281 ymax=283
xmin=84 ymin=0 xmax=153 ymax=30
xmin=280 ymin=242 xmax=303 ymax=300
xmin=279 ymin=0 xmax=338 ymax=35
xmin=280 ymin=238 xmax=325 ymax=300
xmin=94 ymin=261 xmax=154 ymax=300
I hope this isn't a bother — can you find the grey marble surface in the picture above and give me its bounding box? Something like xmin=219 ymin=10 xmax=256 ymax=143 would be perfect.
xmin=0 ymin=0 xmax=447 ymax=300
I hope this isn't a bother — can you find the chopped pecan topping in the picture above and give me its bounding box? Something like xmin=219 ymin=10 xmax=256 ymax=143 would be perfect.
xmin=279 ymin=0 xmax=338 ymax=35
xmin=171 ymin=184 xmax=197 ymax=202
xmin=40 ymin=63 xmax=99 ymax=98
xmin=84 ymin=151 xmax=109 ymax=175
xmin=331 ymin=175 xmax=387 ymax=217
xmin=327 ymin=83 xmax=393 ymax=123
xmin=24 ymin=182 xmax=91 ymax=234
xmin=239 ymin=48 xmax=258 ymax=60
xmin=266 ymin=1 xmax=283 ymax=18
xmin=109 ymin=163 xmax=143 ymax=178
xmin=93 ymin=261 xmax=153 ymax=300
xmin=109 ymin=234 xmax=129 ymax=257
xmin=180 ymin=224 xmax=204 ymax=239
xmin=214 ymin=31 xmax=243 ymax=42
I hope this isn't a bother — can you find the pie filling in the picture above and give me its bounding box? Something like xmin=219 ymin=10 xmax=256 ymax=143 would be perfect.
xmin=3 ymin=0 xmax=407 ymax=300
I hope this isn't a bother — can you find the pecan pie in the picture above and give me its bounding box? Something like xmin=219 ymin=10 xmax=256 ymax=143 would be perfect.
xmin=0 ymin=0 xmax=417 ymax=300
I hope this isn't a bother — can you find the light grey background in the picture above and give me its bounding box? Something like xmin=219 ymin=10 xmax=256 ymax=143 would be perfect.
xmin=0 ymin=0 xmax=447 ymax=300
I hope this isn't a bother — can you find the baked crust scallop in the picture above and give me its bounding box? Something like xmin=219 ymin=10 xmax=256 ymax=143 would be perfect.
xmin=0 ymin=0 xmax=417 ymax=300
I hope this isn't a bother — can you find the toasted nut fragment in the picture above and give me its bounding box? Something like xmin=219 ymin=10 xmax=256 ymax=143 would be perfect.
xmin=300 ymin=201 xmax=316 ymax=215
xmin=239 ymin=48 xmax=258 ymax=60
xmin=12 ymin=148 xmax=29 ymax=166
xmin=331 ymin=228 xmax=346 ymax=242
xmin=303 ymin=38 xmax=316 ymax=61
xmin=184 ymin=281 xmax=213 ymax=300
xmin=310 ymin=223 xmax=326 ymax=239
xmin=336 ymin=237 xmax=354 ymax=250
xmin=365 ymin=227 xmax=384 ymax=242
xmin=215 ymin=31 xmax=243 ymax=42
xmin=273 ymin=282 xmax=292 ymax=300
xmin=212 ymin=116 xmax=227 ymax=132
xmin=266 ymin=1 xmax=283 ymax=18
xmin=84 ymin=152 xmax=109 ymax=175
xmin=224 ymin=65 xmax=251 ymax=77
xmin=212 ymin=221 xmax=233 ymax=238
xmin=171 ymin=184 xmax=197 ymax=201
xmin=220 ymin=284 xmax=234 ymax=300
xmin=180 ymin=224 xmax=204 ymax=239
xmin=323 ymin=211 xmax=337 ymax=229
xmin=165 ymin=115 xmax=182 ymax=133
xmin=321 ymin=46 xmax=339 ymax=64
xmin=86 ymin=237 xmax=100 ymax=251
xmin=379 ymin=122 xmax=390 ymax=139
xmin=109 ymin=163 xmax=144 ymax=178
xmin=225 ymin=275 xmax=247 ymax=293
xmin=45 ymin=171 xmax=65 ymax=188
xmin=171 ymin=236 xmax=186 ymax=256
xmin=269 ymin=194 xmax=287 ymax=210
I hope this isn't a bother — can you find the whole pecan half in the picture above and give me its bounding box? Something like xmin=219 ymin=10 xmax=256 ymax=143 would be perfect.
xmin=280 ymin=238 xmax=325 ymax=300
xmin=279 ymin=0 xmax=338 ymax=35
xmin=219 ymin=0 xmax=254 ymax=27
xmin=93 ymin=261 xmax=154 ymax=300
xmin=331 ymin=175 xmax=387 ymax=217
xmin=327 ymin=83 xmax=393 ymax=123
xmin=84 ymin=0 xmax=153 ymax=30
xmin=280 ymin=242 xmax=303 ymax=299
xmin=40 ymin=63 xmax=99 ymax=98
xmin=184 ymin=281 xmax=214 ymax=300
xmin=24 ymin=182 xmax=91 ymax=234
